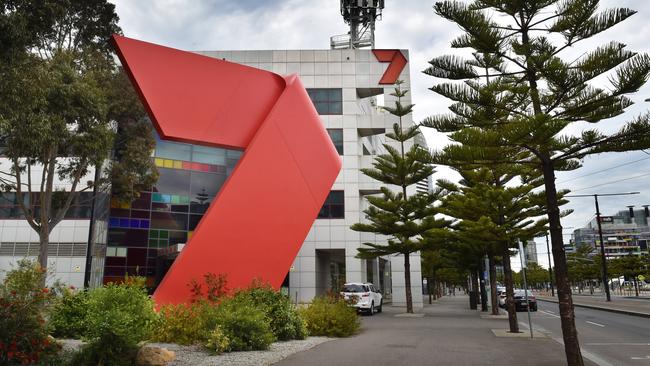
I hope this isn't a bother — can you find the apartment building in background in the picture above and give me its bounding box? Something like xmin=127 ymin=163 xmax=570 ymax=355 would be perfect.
xmin=572 ymin=206 xmax=650 ymax=258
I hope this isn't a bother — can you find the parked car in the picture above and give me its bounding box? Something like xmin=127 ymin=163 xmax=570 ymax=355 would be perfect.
xmin=497 ymin=286 xmax=506 ymax=308
xmin=513 ymin=289 xmax=537 ymax=312
xmin=340 ymin=282 xmax=383 ymax=315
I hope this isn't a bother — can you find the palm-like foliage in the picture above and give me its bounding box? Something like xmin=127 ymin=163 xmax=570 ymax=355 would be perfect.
xmin=352 ymin=81 xmax=447 ymax=313
xmin=423 ymin=2 xmax=650 ymax=364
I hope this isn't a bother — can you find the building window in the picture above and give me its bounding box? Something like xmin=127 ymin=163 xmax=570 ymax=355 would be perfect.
xmin=327 ymin=129 xmax=344 ymax=155
xmin=307 ymin=88 xmax=342 ymax=115
xmin=106 ymin=247 xmax=127 ymax=257
xmin=318 ymin=191 xmax=344 ymax=219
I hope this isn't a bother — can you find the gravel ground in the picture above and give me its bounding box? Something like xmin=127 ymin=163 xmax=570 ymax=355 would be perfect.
xmin=149 ymin=337 xmax=331 ymax=366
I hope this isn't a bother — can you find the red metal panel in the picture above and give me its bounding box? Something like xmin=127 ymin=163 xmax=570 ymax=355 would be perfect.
xmin=112 ymin=35 xmax=285 ymax=150
xmin=372 ymin=49 xmax=407 ymax=85
xmin=112 ymin=35 xmax=341 ymax=305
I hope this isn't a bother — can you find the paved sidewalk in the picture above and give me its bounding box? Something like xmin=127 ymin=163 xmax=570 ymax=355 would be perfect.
xmin=537 ymin=294 xmax=650 ymax=317
xmin=275 ymin=295 xmax=593 ymax=366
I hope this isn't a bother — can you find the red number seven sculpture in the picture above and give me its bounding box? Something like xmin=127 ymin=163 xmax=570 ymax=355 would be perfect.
xmin=112 ymin=35 xmax=341 ymax=305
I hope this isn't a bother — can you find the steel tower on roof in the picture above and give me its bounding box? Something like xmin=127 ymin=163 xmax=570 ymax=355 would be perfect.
xmin=331 ymin=0 xmax=384 ymax=49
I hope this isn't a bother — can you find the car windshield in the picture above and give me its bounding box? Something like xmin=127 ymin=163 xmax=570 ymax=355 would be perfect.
xmin=342 ymin=284 xmax=365 ymax=293
xmin=514 ymin=290 xmax=533 ymax=297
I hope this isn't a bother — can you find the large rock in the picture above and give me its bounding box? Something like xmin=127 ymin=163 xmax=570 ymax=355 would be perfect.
xmin=136 ymin=345 xmax=175 ymax=366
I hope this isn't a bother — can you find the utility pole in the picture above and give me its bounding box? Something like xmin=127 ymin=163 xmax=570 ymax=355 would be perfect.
xmin=566 ymin=192 xmax=640 ymax=302
xmin=545 ymin=233 xmax=554 ymax=297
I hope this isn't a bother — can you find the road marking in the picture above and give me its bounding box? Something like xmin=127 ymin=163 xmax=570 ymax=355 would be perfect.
xmin=586 ymin=321 xmax=605 ymax=327
xmin=539 ymin=310 xmax=560 ymax=318
xmin=529 ymin=323 xmax=616 ymax=366
xmin=586 ymin=343 xmax=650 ymax=346
xmin=631 ymin=355 xmax=650 ymax=360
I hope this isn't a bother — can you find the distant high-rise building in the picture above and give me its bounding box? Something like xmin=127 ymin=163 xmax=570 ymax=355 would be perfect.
xmin=525 ymin=239 xmax=538 ymax=265
xmin=572 ymin=206 xmax=650 ymax=258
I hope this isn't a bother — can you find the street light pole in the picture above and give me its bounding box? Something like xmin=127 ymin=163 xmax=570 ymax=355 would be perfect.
xmin=566 ymin=192 xmax=640 ymax=302
xmin=593 ymin=195 xmax=611 ymax=302
xmin=545 ymin=233 xmax=554 ymax=297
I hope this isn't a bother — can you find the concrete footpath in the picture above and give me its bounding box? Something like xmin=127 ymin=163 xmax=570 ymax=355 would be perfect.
xmin=275 ymin=295 xmax=593 ymax=366
xmin=537 ymin=294 xmax=650 ymax=318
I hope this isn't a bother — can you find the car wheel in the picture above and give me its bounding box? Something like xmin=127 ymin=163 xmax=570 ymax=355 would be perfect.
xmin=377 ymin=300 xmax=383 ymax=313
xmin=368 ymin=302 xmax=374 ymax=316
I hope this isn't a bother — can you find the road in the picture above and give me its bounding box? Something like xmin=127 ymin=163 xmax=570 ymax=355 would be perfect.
xmin=275 ymin=296 xmax=588 ymax=366
xmin=528 ymin=300 xmax=650 ymax=366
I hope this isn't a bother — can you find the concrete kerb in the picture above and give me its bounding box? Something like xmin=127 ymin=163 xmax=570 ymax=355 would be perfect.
xmin=394 ymin=313 xmax=425 ymax=318
xmin=538 ymin=298 xmax=650 ymax=319
xmin=480 ymin=314 xmax=508 ymax=319
xmin=491 ymin=329 xmax=546 ymax=338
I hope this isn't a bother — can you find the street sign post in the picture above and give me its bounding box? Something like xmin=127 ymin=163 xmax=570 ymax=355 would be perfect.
xmin=519 ymin=241 xmax=534 ymax=339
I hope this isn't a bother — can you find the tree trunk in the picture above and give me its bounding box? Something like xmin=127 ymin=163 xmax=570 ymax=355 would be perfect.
xmin=479 ymin=267 xmax=488 ymax=312
xmin=634 ymin=278 xmax=639 ymax=297
xmin=38 ymin=228 xmax=49 ymax=286
xmin=542 ymin=159 xmax=584 ymax=366
xmin=469 ymin=271 xmax=477 ymax=309
xmin=503 ymin=247 xmax=519 ymax=333
xmin=489 ymin=255 xmax=499 ymax=315
xmin=404 ymin=253 xmax=413 ymax=313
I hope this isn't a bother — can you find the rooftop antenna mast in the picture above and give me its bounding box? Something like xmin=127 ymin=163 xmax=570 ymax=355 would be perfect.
xmin=331 ymin=0 xmax=384 ymax=49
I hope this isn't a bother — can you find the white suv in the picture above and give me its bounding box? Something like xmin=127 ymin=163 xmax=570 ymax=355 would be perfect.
xmin=340 ymin=282 xmax=383 ymax=315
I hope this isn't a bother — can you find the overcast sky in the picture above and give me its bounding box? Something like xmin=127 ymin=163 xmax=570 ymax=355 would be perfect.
xmin=110 ymin=0 xmax=650 ymax=270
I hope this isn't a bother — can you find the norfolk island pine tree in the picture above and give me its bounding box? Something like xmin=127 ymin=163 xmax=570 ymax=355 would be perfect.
xmin=423 ymin=1 xmax=650 ymax=364
xmin=352 ymin=81 xmax=448 ymax=314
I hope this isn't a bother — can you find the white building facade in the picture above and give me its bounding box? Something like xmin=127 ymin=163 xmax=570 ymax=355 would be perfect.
xmin=0 ymin=47 xmax=424 ymax=308
xmin=0 ymin=161 xmax=98 ymax=288
xmin=195 ymin=48 xmax=423 ymax=307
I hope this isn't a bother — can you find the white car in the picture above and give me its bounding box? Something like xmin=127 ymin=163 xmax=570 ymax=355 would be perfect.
xmin=497 ymin=286 xmax=506 ymax=308
xmin=340 ymin=282 xmax=383 ymax=315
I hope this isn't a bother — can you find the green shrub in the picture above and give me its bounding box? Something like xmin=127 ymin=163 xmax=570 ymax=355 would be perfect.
xmin=204 ymin=326 xmax=230 ymax=355
xmin=234 ymin=282 xmax=307 ymax=341
xmin=78 ymin=277 xmax=157 ymax=366
xmin=48 ymin=287 xmax=88 ymax=339
xmin=152 ymin=302 xmax=218 ymax=345
xmin=214 ymin=299 xmax=275 ymax=351
xmin=300 ymin=295 xmax=360 ymax=337
xmin=0 ymin=259 xmax=61 ymax=365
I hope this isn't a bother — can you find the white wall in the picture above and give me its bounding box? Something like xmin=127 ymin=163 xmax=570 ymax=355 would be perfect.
xmin=206 ymin=48 xmax=422 ymax=308
xmin=0 ymin=219 xmax=90 ymax=288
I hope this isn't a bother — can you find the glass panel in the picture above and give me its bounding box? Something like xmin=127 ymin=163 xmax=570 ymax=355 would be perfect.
xmin=314 ymin=102 xmax=328 ymax=114
xmin=155 ymin=140 xmax=191 ymax=161
xmin=188 ymin=214 xmax=203 ymax=231
xmin=131 ymin=193 xmax=151 ymax=210
xmin=190 ymin=172 xmax=227 ymax=212
xmin=328 ymin=89 xmax=342 ymax=102
xmin=317 ymin=191 xmax=345 ymax=219
xmin=327 ymin=129 xmax=344 ymax=155
xmin=329 ymin=191 xmax=344 ymax=204
xmin=330 ymin=204 xmax=344 ymax=218
xmin=150 ymin=212 xmax=188 ymax=231
xmin=329 ymin=101 xmax=343 ymax=115
xmin=192 ymin=145 xmax=226 ymax=165
xmin=130 ymin=210 xmax=150 ymax=219
xmin=308 ymin=89 xmax=328 ymax=102
xmin=154 ymin=169 xmax=191 ymax=196
xmin=169 ymin=231 xmax=188 ymax=245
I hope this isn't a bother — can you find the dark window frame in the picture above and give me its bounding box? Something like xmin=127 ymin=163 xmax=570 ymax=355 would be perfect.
xmin=327 ymin=129 xmax=344 ymax=155
xmin=318 ymin=190 xmax=344 ymax=219
xmin=307 ymin=88 xmax=343 ymax=115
